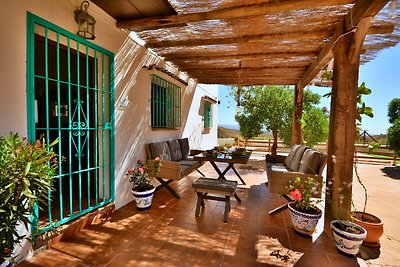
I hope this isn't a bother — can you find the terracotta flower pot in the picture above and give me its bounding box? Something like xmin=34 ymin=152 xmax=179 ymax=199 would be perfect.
xmin=352 ymin=211 xmax=384 ymax=246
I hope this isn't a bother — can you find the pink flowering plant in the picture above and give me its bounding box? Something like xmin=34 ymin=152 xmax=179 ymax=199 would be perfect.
xmin=126 ymin=157 xmax=161 ymax=192
xmin=285 ymin=176 xmax=322 ymax=214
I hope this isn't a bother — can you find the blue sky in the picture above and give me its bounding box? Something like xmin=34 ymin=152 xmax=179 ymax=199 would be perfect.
xmin=218 ymin=43 xmax=400 ymax=135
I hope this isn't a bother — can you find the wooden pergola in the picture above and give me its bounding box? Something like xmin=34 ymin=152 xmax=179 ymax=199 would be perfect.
xmin=92 ymin=0 xmax=399 ymax=222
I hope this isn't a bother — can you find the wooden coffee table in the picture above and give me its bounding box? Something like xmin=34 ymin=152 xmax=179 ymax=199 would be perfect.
xmin=193 ymin=150 xmax=252 ymax=185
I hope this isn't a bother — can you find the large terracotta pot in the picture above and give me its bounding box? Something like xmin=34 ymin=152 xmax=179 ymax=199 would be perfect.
xmin=352 ymin=211 xmax=384 ymax=246
xmin=331 ymin=220 xmax=367 ymax=256
xmin=287 ymin=202 xmax=322 ymax=236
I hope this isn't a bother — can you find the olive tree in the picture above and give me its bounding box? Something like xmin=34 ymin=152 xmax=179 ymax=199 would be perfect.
xmin=279 ymin=90 xmax=329 ymax=147
xmin=233 ymin=85 xmax=293 ymax=155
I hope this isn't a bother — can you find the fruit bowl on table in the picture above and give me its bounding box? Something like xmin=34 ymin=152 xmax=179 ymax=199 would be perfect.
xmin=231 ymin=148 xmax=246 ymax=156
xmin=203 ymin=149 xmax=218 ymax=157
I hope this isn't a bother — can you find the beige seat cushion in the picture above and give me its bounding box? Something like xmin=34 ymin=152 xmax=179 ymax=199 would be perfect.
xmin=298 ymin=149 xmax=322 ymax=174
xmin=284 ymin=144 xmax=300 ymax=167
xmin=167 ymin=140 xmax=183 ymax=161
xmin=288 ymin=145 xmax=307 ymax=171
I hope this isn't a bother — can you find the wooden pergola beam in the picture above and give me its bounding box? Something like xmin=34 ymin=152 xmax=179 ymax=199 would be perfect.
xmin=190 ymin=73 xmax=303 ymax=80
xmin=348 ymin=17 xmax=372 ymax=63
xmin=179 ymin=63 xmax=309 ymax=71
xmin=165 ymin=52 xmax=318 ymax=62
xmin=196 ymin=78 xmax=297 ymax=85
xmin=146 ymin=30 xmax=331 ymax=48
xmin=161 ymin=50 xmax=319 ymax=60
xmin=146 ymin=25 xmax=390 ymax=49
xmin=116 ymin=0 xmax=355 ymax=31
xmin=297 ymin=0 xmax=391 ymax=89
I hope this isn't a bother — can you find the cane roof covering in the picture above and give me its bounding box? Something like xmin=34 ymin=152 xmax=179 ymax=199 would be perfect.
xmin=93 ymin=0 xmax=399 ymax=86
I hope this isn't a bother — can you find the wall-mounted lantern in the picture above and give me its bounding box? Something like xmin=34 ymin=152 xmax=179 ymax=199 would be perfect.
xmin=74 ymin=1 xmax=96 ymax=40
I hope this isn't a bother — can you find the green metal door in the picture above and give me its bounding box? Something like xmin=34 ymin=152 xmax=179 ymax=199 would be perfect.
xmin=26 ymin=13 xmax=114 ymax=233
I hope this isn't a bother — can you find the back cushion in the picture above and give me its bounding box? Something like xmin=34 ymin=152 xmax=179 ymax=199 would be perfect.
xmin=167 ymin=140 xmax=183 ymax=161
xmin=178 ymin=138 xmax=190 ymax=160
xmin=284 ymin=144 xmax=300 ymax=167
xmin=289 ymin=145 xmax=307 ymax=171
xmin=149 ymin=141 xmax=171 ymax=160
xmin=298 ymin=149 xmax=322 ymax=174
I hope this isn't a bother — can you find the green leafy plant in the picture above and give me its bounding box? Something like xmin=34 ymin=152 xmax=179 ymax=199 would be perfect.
xmin=367 ymin=141 xmax=381 ymax=154
xmin=0 ymin=133 xmax=58 ymax=262
xmin=387 ymin=98 xmax=400 ymax=157
xmin=285 ymin=177 xmax=322 ymax=214
xmin=126 ymin=157 xmax=161 ymax=192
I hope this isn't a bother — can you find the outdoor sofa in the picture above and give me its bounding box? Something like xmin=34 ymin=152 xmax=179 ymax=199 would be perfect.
xmin=265 ymin=144 xmax=327 ymax=214
xmin=146 ymin=138 xmax=204 ymax=198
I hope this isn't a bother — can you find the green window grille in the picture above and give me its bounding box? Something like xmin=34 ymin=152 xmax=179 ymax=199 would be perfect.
xmin=204 ymin=101 xmax=212 ymax=128
xmin=26 ymin=13 xmax=114 ymax=234
xmin=151 ymin=75 xmax=181 ymax=128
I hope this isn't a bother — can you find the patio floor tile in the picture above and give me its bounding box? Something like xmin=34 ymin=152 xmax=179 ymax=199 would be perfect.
xmin=19 ymin=156 xmax=397 ymax=266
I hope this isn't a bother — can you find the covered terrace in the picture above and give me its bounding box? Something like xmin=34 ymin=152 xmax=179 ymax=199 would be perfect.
xmin=18 ymin=0 xmax=400 ymax=266
xmin=91 ymin=0 xmax=400 ymax=224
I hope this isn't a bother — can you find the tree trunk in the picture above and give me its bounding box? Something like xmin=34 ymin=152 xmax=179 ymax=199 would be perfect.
xmin=291 ymin=85 xmax=304 ymax=145
xmin=271 ymin=131 xmax=278 ymax=155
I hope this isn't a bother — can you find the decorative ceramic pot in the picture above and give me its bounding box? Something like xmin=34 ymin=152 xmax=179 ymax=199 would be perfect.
xmin=287 ymin=202 xmax=322 ymax=236
xmin=352 ymin=211 xmax=383 ymax=246
xmin=0 ymin=259 xmax=12 ymax=267
xmin=331 ymin=220 xmax=367 ymax=256
xmin=131 ymin=186 xmax=156 ymax=210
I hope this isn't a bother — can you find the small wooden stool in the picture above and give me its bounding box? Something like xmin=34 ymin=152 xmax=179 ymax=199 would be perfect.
xmin=192 ymin=177 xmax=241 ymax=222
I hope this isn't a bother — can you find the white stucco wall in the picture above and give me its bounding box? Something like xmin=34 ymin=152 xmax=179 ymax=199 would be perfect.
xmin=0 ymin=0 xmax=218 ymax=262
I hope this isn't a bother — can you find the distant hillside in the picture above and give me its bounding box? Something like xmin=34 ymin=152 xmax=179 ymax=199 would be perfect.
xmin=218 ymin=126 xmax=273 ymax=139
xmin=218 ymin=127 xmax=240 ymax=138
xmin=218 ymin=126 xmax=387 ymax=144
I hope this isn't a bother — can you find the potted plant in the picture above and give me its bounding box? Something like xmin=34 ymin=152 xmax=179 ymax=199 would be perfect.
xmin=351 ymin=159 xmax=384 ymax=246
xmin=285 ymin=177 xmax=323 ymax=236
xmin=0 ymin=133 xmax=58 ymax=265
xmin=126 ymin=157 xmax=161 ymax=210
xmin=349 ymin=83 xmax=384 ymax=246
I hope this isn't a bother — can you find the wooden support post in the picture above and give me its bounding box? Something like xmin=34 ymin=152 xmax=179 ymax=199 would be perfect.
xmin=326 ymin=24 xmax=361 ymax=223
xmin=292 ymin=85 xmax=304 ymax=145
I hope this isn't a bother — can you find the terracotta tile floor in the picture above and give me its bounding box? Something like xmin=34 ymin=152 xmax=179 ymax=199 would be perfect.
xmin=19 ymin=154 xmax=398 ymax=267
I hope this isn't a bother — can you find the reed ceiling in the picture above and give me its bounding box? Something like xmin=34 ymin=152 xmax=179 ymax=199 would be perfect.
xmin=93 ymin=0 xmax=400 ymax=86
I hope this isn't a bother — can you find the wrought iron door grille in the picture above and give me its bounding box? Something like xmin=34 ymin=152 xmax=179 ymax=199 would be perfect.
xmin=26 ymin=13 xmax=115 ymax=234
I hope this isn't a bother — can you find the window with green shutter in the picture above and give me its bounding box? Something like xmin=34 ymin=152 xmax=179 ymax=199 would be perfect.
xmin=151 ymin=75 xmax=181 ymax=128
xmin=204 ymin=101 xmax=212 ymax=128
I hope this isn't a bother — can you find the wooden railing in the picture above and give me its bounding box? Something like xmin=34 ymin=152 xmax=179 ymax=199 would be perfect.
xmin=238 ymin=139 xmax=397 ymax=165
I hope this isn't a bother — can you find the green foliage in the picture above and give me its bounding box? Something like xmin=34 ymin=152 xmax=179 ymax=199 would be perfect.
xmin=234 ymin=113 xmax=262 ymax=140
xmin=126 ymin=158 xmax=162 ymax=192
xmin=285 ymin=177 xmax=322 ymax=213
xmin=325 ymin=82 xmax=374 ymax=140
xmin=356 ymin=82 xmax=374 ymax=123
xmin=280 ymin=90 xmax=329 ymax=147
xmin=302 ymin=108 xmax=329 ymax=147
xmin=0 ymin=133 xmax=58 ymax=260
xmin=387 ymin=119 xmax=400 ymax=155
xmin=232 ymin=85 xmax=293 ymax=149
xmin=367 ymin=141 xmax=381 ymax=154
xmin=387 ymin=98 xmax=400 ymax=124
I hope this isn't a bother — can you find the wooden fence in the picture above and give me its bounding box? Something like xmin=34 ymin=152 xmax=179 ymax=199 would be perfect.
xmin=237 ymin=139 xmax=398 ymax=165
